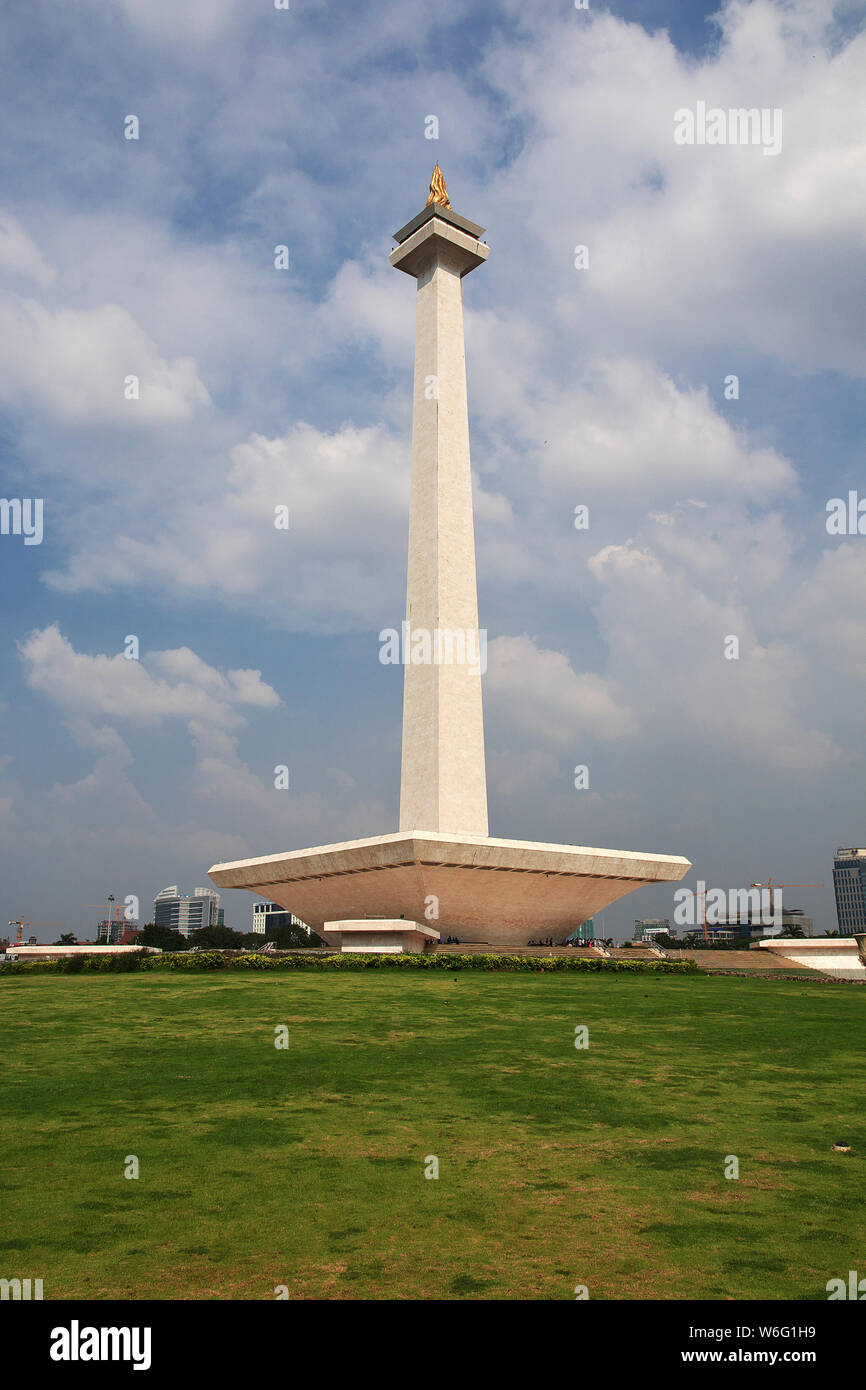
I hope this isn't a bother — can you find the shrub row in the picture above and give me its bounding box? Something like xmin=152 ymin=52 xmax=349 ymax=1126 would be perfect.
xmin=1 ymin=949 xmax=699 ymax=976
xmin=0 ymin=950 xmax=149 ymax=975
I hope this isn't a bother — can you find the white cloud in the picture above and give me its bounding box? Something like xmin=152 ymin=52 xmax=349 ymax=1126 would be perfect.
xmin=587 ymin=510 xmax=844 ymax=773
xmin=486 ymin=633 xmax=638 ymax=745
xmin=43 ymin=422 xmax=411 ymax=633
xmin=8 ymin=624 xmax=395 ymax=925
xmin=11 ymin=627 xmax=301 ymax=894
xmin=480 ymin=357 xmax=795 ymax=503
xmin=0 ymin=211 xmax=55 ymax=286
xmin=19 ymin=626 xmax=279 ymax=729
xmin=475 ymin=1 xmax=866 ymax=375
xmin=111 ymin=0 xmax=245 ymax=43
xmin=0 ymin=296 xmax=210 ymax=424
xmin=787 ymin=543 xmax=866 ymax=685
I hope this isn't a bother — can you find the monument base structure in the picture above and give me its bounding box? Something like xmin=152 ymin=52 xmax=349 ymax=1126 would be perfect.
xmin=209 ymin=831 xmax=690 ymax=949
xmin=209 ymin=171 xmax=691 ymax=944
xmin=322 ymin=919 xmax=440 ymax=953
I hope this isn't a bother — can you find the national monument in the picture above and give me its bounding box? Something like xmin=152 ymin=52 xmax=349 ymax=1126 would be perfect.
xmin=209 ymin=169 xmax=691 ymax=949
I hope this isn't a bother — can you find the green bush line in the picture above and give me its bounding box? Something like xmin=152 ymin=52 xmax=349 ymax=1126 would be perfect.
xmin=0 ymin=949 xmax=699 ymax=976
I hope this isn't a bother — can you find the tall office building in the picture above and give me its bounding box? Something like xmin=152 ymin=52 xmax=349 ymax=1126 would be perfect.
xmin=833 ymin=848 xmax=866 ymax=933
xmin=153 ymin=886 xmax=223 ymax=939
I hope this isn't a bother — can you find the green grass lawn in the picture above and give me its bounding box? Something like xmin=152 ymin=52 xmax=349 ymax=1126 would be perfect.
xmin=1 ymin=970 xmax=863 ymax=1300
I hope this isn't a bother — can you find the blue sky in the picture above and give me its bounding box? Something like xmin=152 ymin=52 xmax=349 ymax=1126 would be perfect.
xmin=1 ymin=0 xmax=864 ymax=941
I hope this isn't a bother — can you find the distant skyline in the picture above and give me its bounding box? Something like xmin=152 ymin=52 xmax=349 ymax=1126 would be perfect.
xmin=1 ymin=0 xmax=864 ymax=941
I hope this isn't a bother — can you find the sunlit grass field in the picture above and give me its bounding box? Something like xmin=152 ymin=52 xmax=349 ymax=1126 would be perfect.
xmin=1 ymin=970 xmax=863 ymax=1300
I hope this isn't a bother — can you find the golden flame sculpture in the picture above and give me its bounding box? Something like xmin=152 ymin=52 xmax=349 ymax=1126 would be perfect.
xmin=425 ymin=164 xmax=452 ymax=210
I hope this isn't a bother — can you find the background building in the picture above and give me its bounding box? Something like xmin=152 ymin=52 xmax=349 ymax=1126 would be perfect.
xmin=634 ymin=918 xmax=676 ymax=941
xmin=773 ymin=908 xmax=814 ymax=938
xmin=833 ymin=848 xmax=866 ymax=933
xmin=717 ymin=907 xmax=814 ymax=939
xmin=564 ymin=919 xmax=595 ymax=944
xmin=96 ymin=918 xmax=140 ymax=944
xmin=252 ymin=901 xmax=310 ymax=936
xmin=683 ymin=907 xmax=814 ymax=941
xmin=153 ymin=886 xmax=223 ymax=939
xmin=97 ymin=919 xmax=125 ymax=944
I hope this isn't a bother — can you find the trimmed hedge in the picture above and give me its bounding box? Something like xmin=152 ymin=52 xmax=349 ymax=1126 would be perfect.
xmin=0 ymin=949 xmax=152 ymax=976
xmin=1 ymin=949 xmax=699 ymax=976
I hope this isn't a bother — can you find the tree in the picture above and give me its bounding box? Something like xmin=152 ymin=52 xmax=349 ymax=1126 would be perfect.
xmin=653 ymin=933 xmax=680 ymax=950
xmin=55 ymin=933 xmax=78 ymax=945
xmin=136 ymin=922 xmax=190 ymax=951
xmin=265 ymin=921 xmax=325 ymax=949
xmin=190 ymin=923 xmax=247 ymax=950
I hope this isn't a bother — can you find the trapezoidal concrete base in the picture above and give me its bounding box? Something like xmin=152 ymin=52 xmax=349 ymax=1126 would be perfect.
xmin=209 ymin=831 xmax=691 ymax=948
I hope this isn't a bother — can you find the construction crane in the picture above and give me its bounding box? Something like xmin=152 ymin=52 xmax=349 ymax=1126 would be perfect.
xmin=7 ymin=920 xmax=64 ymax=946
xmin=749 ymin=879 xmax=824 ymax=921
xmin=86 ymin=897 xmax=123 ymax=922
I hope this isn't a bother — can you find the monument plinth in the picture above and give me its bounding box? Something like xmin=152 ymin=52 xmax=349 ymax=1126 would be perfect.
xmin=209 ymin=168 xmax=690 ymax=948
xmin=322 ymin=919 xmax=439 ymax=954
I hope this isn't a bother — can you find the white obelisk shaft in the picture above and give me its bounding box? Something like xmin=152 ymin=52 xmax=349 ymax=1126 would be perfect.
xmin=390 ymin=211 xmax=489 ymax=837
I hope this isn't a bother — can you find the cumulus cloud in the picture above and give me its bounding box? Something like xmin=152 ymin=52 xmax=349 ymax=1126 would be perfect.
xmin=0 ymin=296 xmax=211 ymax=425
xmin=0 ymin=211 xmax=55 ymax=287
xmin=8 ymin=623 xmax=396 ymax=925
xmin=110 ymin=0 xmax=245 ymax=43
xmin=43 ymin=422 xmax=412 ymax=632
xmin=19 ymin=626 xmax=279 ymax=730
xmin=478 ymin=0 xmax=866 ymax=375
xmin=587 ymin=509 xmax=843 ymax=773
xmin=486 ymin=633 xmax=638 ymax=746
xmin=473 ymin=356 xmax=796 ymax=506
xmin=12 ymin=627 xmax=301 ymax=890
xmin=786 ymin=543 xmax=866 ymax=685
